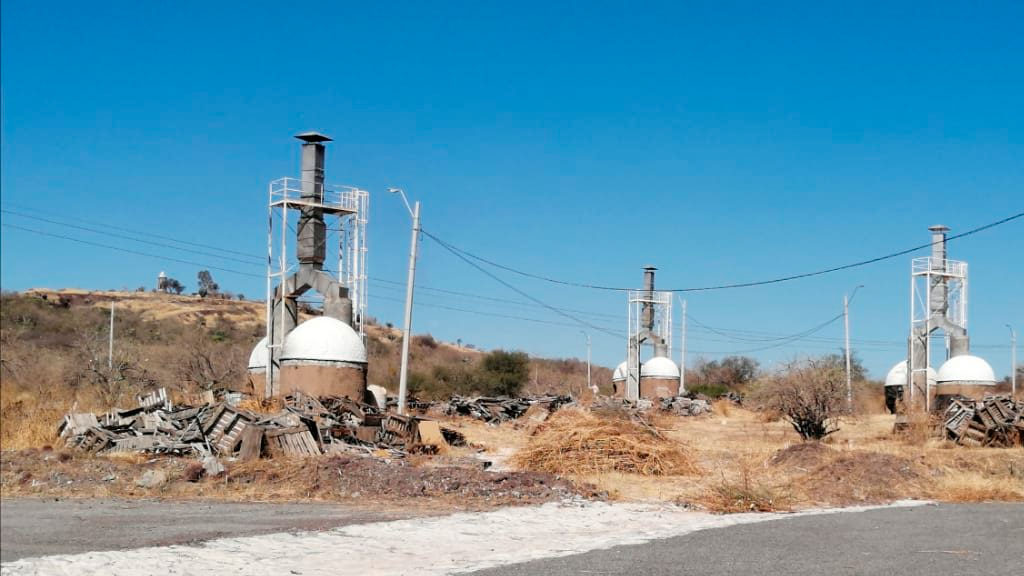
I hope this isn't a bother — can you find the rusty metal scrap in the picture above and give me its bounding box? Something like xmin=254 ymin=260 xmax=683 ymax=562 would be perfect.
xmin=944 ymin=395 xmax=1023 ymax=447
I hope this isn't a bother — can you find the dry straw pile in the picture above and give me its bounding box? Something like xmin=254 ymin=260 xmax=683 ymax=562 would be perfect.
xmin=513 ymin=408 xmax=698 ymax=476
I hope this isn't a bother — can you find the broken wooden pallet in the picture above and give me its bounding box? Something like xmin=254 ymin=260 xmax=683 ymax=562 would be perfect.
xmin=264 ymin=426 xmax=320 ymax=457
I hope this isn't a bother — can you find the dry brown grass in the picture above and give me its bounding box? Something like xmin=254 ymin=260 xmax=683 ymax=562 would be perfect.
xmin=701 ymin=463 xmax=793 ymax=513
xmin=512 ymin=408 xmax=699 ymax=477
xmin=570 ymin=407 xmax=1024 ymax=509
xmin=1 ymin=389 xmax=64 ymax=450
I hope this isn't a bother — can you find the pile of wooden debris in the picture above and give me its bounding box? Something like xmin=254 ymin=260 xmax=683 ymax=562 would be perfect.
xmin=436 ymin=395 xmax=574 ymax=424
xmin=944 ymin=395 xmax=1024 ymax=447
xmin=58 ymin=389 xmax=463 ymax=460
xmin=591 ymin=395 xmax=713 ymax=418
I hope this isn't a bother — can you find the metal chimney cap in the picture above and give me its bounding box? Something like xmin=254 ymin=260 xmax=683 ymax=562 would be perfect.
xmin=642 ymin=265 xmax=658 ymax=271
xmin=295 ymin=132 xmax=332 ymax=143
xmin=928 ymin=225 xmax=950 ymax=233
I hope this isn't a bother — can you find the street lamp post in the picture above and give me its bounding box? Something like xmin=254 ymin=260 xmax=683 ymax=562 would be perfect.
xmin=1008 ymin=324 xmax=1017 ymax=397
xmin=844 ymin=285 xmax=864 ymax=412
xmin=580 ymin=330 xmax=592 ymax=394
xmin=390 ymin=188 xmax=420 ymax=415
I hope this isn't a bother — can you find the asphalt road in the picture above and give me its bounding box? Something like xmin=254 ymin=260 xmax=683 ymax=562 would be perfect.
xmin=467 ymin=503 xmax=1024 ymax=576
xmin=0 ymin=498 xmax=414 ymax=562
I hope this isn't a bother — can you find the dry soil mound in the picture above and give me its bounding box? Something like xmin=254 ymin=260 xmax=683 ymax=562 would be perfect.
xmin=769 ymin=442 xmax=834 ymax=470
xmin=796 ymin=451 xmax=925 ymax=505
xmin=513 ymin=408 xmax=699 ymax=476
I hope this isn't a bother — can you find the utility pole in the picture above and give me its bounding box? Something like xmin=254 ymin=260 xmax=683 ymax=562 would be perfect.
xmin=1008 ymin=324 xmax=1017 ymax=397
xmin=844 ymin=293 xmax=851 ymax=411
xmin=844 ymin=285 xmax=864 ymax=412
xmin=681 ymin=298 xmax=687 ymax=393
xmin=676 ymin=296 xmax=687 ymax=393
xmin=580 ymin=330 xmax=592 ymax=394
xmin=108 ymin=302 xmax=115 ymax=369
xmin=391 ymin=188 xmax=420 ymax=416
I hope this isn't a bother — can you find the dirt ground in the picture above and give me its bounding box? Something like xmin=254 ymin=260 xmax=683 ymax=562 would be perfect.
xmin=2 ymin=407 xmax=1021 ymax=512
xmin=466 ymin=404 xmax=1023 ymax=509
xmin=0 ymin=446 xmax=595 ymax=512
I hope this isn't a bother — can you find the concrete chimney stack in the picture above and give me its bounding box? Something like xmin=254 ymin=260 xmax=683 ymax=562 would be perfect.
xmin=296 ymin=132 xmax=331 ymax=267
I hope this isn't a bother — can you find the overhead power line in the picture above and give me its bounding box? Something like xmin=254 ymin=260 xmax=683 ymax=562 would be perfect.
xmin=373 ymin=294 xmax=623 ymax=333
xmin=421 ymin=229 xmax=621 ymax=338
xmin=717 ymin=313 xmax=845 ymax=354
xmin=0 ymin=202 xmax=263 ymax=261
xmin=369 ymin=278 xmax=621 ymax=321
xmin=3 ymin=204 xmax=624 ymax=322
xmin=421 ymin=210 xmax=1024 ymax=292
xmin=1 ymin=223 xmax=264 ymax=278
xmin=1 ymin=209 xmax=264 ymax=266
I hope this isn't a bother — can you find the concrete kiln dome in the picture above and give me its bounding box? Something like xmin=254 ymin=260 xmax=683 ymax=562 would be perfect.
xmin=884 ymin=360 xmax=936 ymax=388
xmin=936 ymin=355 xmax=996 ymax=385
xmin=612 ymin=361 xmax=628 ymax=382
xmin=281 ymin=316 xmax=367 ymax=364
xmin=248 ymin=336 xmax=269 ymax=371
xmin=641 ymin=356 xmax=680 ymax=379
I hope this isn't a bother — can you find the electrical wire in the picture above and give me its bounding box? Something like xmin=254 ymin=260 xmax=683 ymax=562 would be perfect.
xmin=1 ymin=222 xmax=264 ymax=278
xmin=372 ymin=293 xmax=624 ymax=332
xmin=2 ymin=209 xmax=622 ymax=325
xmin=3 ymin=204 xmax=1014 ymax=354
xmin=421 ymin=229 xmax=622 ymax=338
xmin=4 ymin=221 xmax=1006 ymax=359
xmin=1 ymin=208 xmax=264 ymax=266
xmin=369 ymin=278 xmax=621 ymax=321
xmin=420 ymin=210 xmax=1024 ymax=292
xmin=0 ymin=202 xmax=263 ymax=261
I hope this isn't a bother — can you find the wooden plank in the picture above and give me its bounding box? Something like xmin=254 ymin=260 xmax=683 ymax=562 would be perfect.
xmin=415 ymin=420 xmax=448 ymax=451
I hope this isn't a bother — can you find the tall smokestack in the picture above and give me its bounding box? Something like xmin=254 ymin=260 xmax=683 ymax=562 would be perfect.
xmin=929 ymin=225 xmax=949 ymax=268
xmin=642 ymin=266 xmax=656 ymax=331
xmin=296 ymin=132 xmax=331 ymax=267
xmin=928 ymin=225 xmax=950 ymax=317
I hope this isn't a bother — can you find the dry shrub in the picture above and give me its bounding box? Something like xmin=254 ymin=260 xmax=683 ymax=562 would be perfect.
xmin=702 ymin=465 xmax=792 ymax=513
xmin=750 ymin=358 xmax=845 ymax=440
xmin=894 ymin=408 xmax=938 ymax=446
xmin=513 ymin=408 xmax=699 ymax=476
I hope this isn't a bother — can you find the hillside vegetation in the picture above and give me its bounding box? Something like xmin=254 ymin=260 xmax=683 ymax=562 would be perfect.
xmin=0 ymin=289 xmax=610 ymax=449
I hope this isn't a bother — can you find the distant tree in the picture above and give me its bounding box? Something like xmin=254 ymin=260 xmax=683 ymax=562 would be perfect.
xmin=478 ymin=349 xmax=530 ymax=397
xmin=176 ymin=330 xmax=243 ymax=391
xmin=820 ymin=350 xmax=868 ymax=382
xmin=162 ymin=278 xmax=185 ymax=295
xmin=691 ymin=355 xmax=760 ymax=395
xmin=197 ymin=270 xmax=219 ymax=298
xmin=71 ymin=328 xmax=154 ymax=405
xmin=413 ymin=334 xmax=438 ymax=349
xmin=236 ymin=294 xmax=245 ymax=301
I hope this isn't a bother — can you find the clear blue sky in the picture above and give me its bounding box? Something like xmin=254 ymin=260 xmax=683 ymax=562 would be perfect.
xmin=2 ymin=1 xmax=1021 ymax=379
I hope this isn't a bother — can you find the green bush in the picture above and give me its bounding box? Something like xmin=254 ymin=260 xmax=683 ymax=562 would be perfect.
xmin=404 ymin=349 xmax=530 ymax=399
xmin=478 ymin=349 xmax=529 ymax=397
xmin=687 ymin=383 xmax=730 ymax=398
